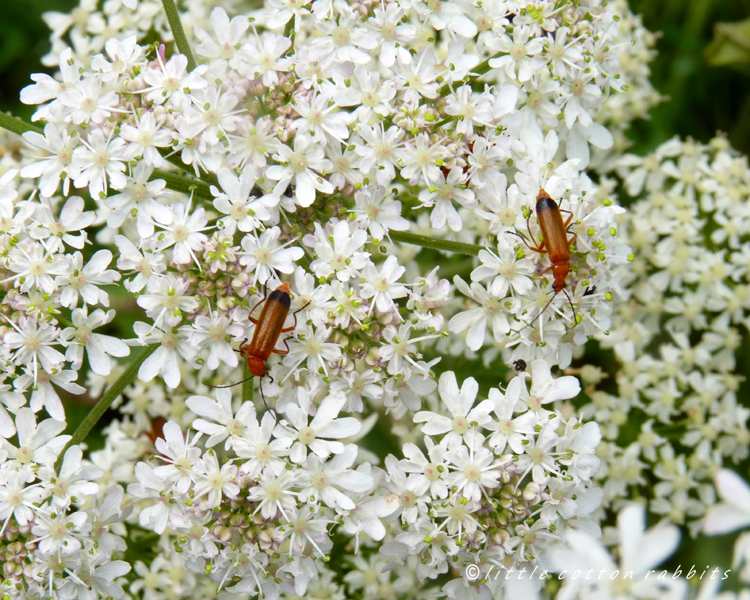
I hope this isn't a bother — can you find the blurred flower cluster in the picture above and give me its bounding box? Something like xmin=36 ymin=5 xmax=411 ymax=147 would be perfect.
xmin=1 ymin=0 xmax=750 ymax=599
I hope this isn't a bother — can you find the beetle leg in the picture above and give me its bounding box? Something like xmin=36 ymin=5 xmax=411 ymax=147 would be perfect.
xmin=247 ymin=284 xmax=269 ymax=325
xmin=538 ymin=264 xmax=554 ymax=277
xmin=560 ymin=208 xmax=575 ymax=229
xmin=279 ymin=300 xmax=310 ymax=333
xmin=567 ymin=233 xmax=577 ymax=249
xmin=526 ymin=210 xmax=546 ymax=250
xmin=507 ymin=230 xmax=546 ymax=254
xmin=272 ymin=336 xmax=291 ymax=355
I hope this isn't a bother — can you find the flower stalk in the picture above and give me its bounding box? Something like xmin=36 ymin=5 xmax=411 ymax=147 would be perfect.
xmin=54 ymin=344 xmax=159 ymax=474
xmin=161 ymin=0 xmax=197 ymax=71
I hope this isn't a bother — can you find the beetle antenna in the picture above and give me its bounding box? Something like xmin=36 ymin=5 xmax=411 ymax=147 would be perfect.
xmin=258 ymin=377 xmax=278 ymax=425
xmin=515 ymin=311 xmax=536 ymax=332
xmin=291 ymin=299 xmax=310 ymax=316
xmin=539 ymin=290 xmax=558 ymax=319
xmin=562 ymin=288 xmax=577 ymax=325
xmin=203 ymin=376 xmax=254 ymax=389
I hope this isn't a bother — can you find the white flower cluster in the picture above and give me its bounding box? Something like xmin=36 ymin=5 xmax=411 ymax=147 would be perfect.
xmin=583 ymin=136 xmax=750 ymax=531
xmin=1 ymin=0 xmax=725 ymax=598
xmin=381 ymin=365 xmax=602 ymax=597
xmin=125 ymin=389 xmax=394 ymax=598
xmin=0 ymin=409 xmax=132 ymax=598
xmin=115 ymin=362 xmax=601 ymax=600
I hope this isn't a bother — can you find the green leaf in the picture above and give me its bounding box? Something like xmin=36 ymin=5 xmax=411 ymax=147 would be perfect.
xmin=705 ymin=19 xmax=750 ymax=72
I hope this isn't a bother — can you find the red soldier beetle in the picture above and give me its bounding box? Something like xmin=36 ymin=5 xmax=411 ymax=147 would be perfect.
xmin=206 ymin=281 xmax=307 ymax=414
xmin=507 ymin=188 xmax=578 ymax=325
xmin=146 ymin=416 xmax=168 ymax=445
xmin=145 ymin=416 xmax=169 ymax=459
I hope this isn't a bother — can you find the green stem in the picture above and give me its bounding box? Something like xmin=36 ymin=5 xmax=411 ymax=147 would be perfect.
xmin=390 ymin=231 xmax=483 ymax=256
xmin=242 ymin=358 xmax=254 ymax=406
xmin=56 ymin=314 xmax=75 ymax=328
xmin=54 ymin=344 xmax=159 ymax=474
xmin=283 ymin=17 xmax=295 ymax=54
xmin=160 ymin=150 xmax=197 ymax=177
xmin=160 ymin=150 xmax=220 ymax=189
xmin=434 ymin=115 xmax=458 ymax=128
xmin=436 ymin=51 xmax=504 ymax=98
xmin=161 ymin=0 xmax=197 ymax=71
xmin=0 ymin=112 xmax=42 ymax=136
xmin=151 ymin=167 xmax=214 ymax=201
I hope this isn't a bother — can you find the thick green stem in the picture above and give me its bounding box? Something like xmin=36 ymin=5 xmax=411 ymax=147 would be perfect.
xmin=161 ymin=0 xmax=197 ymax=71
xmin=0 ymin=112 xmax=42 ymax=136
xmin=54 ymin=344 xmax=159 ymax=474
xmin=159 ymin=150 xmax=220 ymax=189
xmin=242 ymin=358 xmax=254 ymax=406
xmin=390 ymin=231 xmax=483 ymax=256
xmin=151 ymin=167 xmax=214 ymax=201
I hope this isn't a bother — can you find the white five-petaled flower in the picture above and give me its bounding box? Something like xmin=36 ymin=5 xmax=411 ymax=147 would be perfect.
xmin=140 ymin=52 xmax=208 ymax=106
xmin=298 ymin=444 xmax=374 ymax=510
xmin=0 ymin=407 xmax=68 ymax=471
xmin=127 ymin=461 xmax=189 ymax=534
xmin=38 ymin=445 xmax=102 ymax=510
xmin=187 ymin=311 xmax=244 ymax=370
xmin=156 ymin=200 xmax=211 ymax=266
xmin=306 ymin=220 xmax=370 ymax=282
xmin=105 ymin=163 xmax=174 ymax=238
xmin=290 ymin=93 xmax=351 ymax=144
xmin=444 ymin=444 xmax=501 ymax=503
xmin=136 ymin=275 xmax=199 ymax=330
xmin=211 ymin=166 xmax=274 ymax=235
xmin=71 ymin=127 xmax=129 ymax=198
xmin=359 ymin=255 xmax=408 ymax=314
xmin=448 ymin=276 xmax=515 ymax=351
xmin=20 ymin=123 xmax=79 ymax=197
xmin=114 ymin=235 xmax=167 ymax=293
xmin=133 ymin=321 xmax=196 ymax=389
xmin=62 ymin=307 xmax=130 ymax=376
xmin=351 ymin=184 xmax=409 ymax=240
xmin=186 ymin=389 xmax=256 ymax=450
xmin=3 ymin=318 xmax=66 ymax=389
xmin=414 ymin=371 xmax=494 ymax=448
xmin=152 ymin=420 xmax=203 ymax=494
xmin=471 ymin=239 xmax=535 ymax=298
xmin=276 ymin=391 xmax=361 ymax=464
xmin=239 ymin=226 xmax=304 ymax=285
xmin=57 ymin=249 xmax=120 ymax=308
xmin=192 ymin=451 xmax=240 ymax=509
xmin=30 ymin=195 xmax=95 ymax=250
xmin=266 ymin=135 xmax=334 ymax=207
xmin=240 ymin=32 xmax=293 ymax=87
xmin=194 ymin=7 xmax=250 ymax=68
xmin=120 ymin=111 xmax=173 ymax=167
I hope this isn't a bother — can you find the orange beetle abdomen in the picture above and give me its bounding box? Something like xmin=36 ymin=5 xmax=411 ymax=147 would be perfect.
xmin=242 ymin=283 xmax=292 ymax=370
xmin=536 ymin=190 xmax=571 ymax=266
